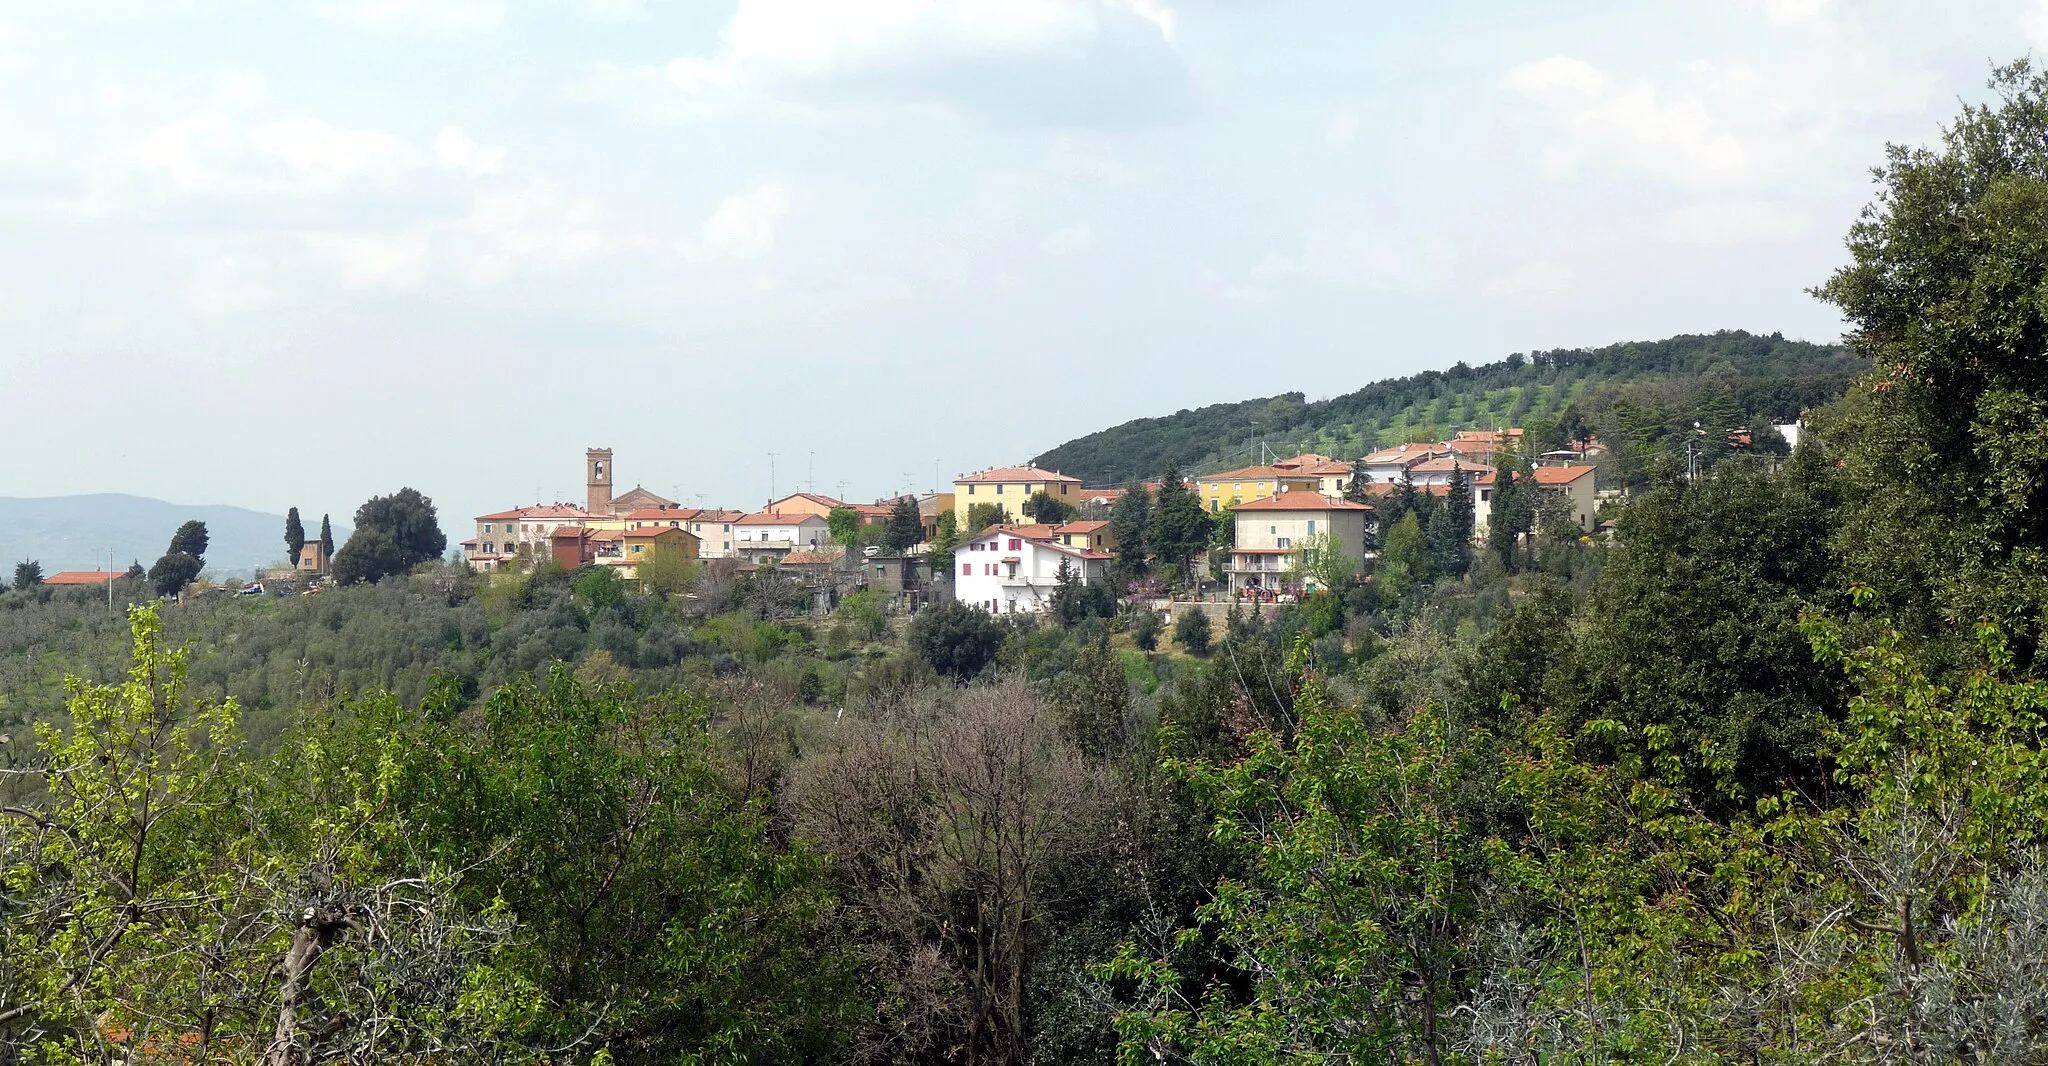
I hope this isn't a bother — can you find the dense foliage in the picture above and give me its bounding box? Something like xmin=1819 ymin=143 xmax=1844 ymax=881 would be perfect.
xmin=6 ymin=61 xmax=2048 ymax=1066
xmin=1035 ymin=331 xmax=1860 ymax=485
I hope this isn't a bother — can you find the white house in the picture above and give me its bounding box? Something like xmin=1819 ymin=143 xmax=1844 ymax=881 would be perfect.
xmin=953 ymin=525 xmax=1110 ymax=614
xmin=735 ymin=511 xmax=832 ymax=564
xmin=1359 ymin=443 xmax=1449 ymax=485
xmin=1404 ymin=455 xmax=1493 ymax=488
xmin=1224 ymin=495 xmax=1373 ymax=597
xmin=463 ymin=503 xmax=594 ymax=572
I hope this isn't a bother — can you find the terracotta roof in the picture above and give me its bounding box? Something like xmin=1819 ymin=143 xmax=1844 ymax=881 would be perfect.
xmin=1408 ymin=456 xmax=1491 ymax=475
xmin=955 ymin=466 xmax=1081 ymax=484
xmin=736 ymin=511 xmax=827 ymax=526
xmin=770 ymin=491 xmax=849 ymax=508
xmin=1228 ymin=495 xmax=1373 ymax=512
xmin=1055 ymin=521 xmax=1108 ymax=534
xmin=624 ymin=525 xmax=695 ymax=540
xmin=551 ymin=525 xmax=592 ymax=539
xmin=477 ymin=504 xmax=593 ymax=521
xmin=984 ymin=524 xmax=1059 ymax=541
xmin=1042 ymin=542 xmax=1112 ymax=561
xmin=781 ymin=548 xmax=848 ymax=565
xmin=689 ymin=509 xmax=747 ymax=523
xmin=1531 ymin=465 xmax=1597 ymax=485
xmin=626 ymin=507 xmax=700 ymax=521
xmin=1362 ymin=444 xmax=1447 ymax=465
xmin=588 ymin=529 xmax=625 ymax=542
xmin=1287 ymin=459 xmax=1355 ymax=476
xmin=44 ymin=570 xmax=122 ymax=585
xmin=1274 ymin=452 xmax=1341 ymax=468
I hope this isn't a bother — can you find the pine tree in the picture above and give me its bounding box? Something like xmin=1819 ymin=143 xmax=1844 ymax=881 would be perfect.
xmin=285 ymin=507 xmax=306 ymax=567
xmin=1108 ymin=482 xmax=1151 ymax=582
xmin=1149 ymin=468 xmax=1210 ymax=582
xmin=1344 ymin=458 xmax=1372 ymax=505
xmin=883 ymin=497 xmax=924 ymax=554
xmin=1425 ymin=468 xmax=1474 ymax=578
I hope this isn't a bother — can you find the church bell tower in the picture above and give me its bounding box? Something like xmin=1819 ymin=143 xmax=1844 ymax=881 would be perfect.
xmin=586 ymin=448 xmax=614 ymax=516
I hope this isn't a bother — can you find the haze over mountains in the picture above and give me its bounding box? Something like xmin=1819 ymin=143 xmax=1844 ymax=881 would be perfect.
xmin=0 ymin=495 xmax=349 ymax=579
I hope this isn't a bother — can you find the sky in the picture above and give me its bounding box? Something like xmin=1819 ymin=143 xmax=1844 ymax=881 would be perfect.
xmin=2 ymin=0 xmax=2043 ymax=529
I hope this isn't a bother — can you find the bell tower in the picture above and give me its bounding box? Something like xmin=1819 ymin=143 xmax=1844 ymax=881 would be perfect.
xmin=586 ymin=448 xmax=614 ymax=516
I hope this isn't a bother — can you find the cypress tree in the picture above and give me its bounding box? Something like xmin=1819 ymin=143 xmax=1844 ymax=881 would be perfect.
xmin=284 ymin=507 xmax=306 ymax=567
xmin=319 ymin=514 xmax=335 ymax=561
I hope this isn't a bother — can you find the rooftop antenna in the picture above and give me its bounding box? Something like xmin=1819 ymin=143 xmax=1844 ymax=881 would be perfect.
xmin=768 ymin=452 xmax=778 ymax=503
xmin=808 ymin=451 xmax=816 ymax=494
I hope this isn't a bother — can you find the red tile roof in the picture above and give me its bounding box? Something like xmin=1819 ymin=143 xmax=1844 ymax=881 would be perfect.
xmin=984 ymin=524 xmax=1059 ymax=541
xmin=736 ymin=511 xmax=828 ymax=526
xmin=1408 ymin=456 xmax=1491 ymax=475
xmin=623 ymin=526 xmax=694 ymax=540
xmin=44 ymin=570 xmax=122 ymax=585
xmin=955 ymin=466 xmax=1081 ymax=484
xmin=1055 ymin=521 xmax=1108 ymax=534
xmin=477 ymin=504 xmax=592 ymax=521
xmin=1363 ymin=444 xmax=1447 ymax=465
xmin=1228 ymin=494 xmax=1373 ymax=512
xmin=626 ymin=507 xmax=701 ymax=521
xmin=1531 ymin=465 xmax=1597 ymax=485
xmin=781 ymin=548 xmax=847 ymax=565
xmin=770 ymin=492 xmax=849 ymax=509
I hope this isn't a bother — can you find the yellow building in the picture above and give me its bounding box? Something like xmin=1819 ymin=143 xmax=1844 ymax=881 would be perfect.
xmin=953 ymin=466 xmax=1081 ymax=524
xmin=1193 ymin=465 xmax=1320 ymax=513
xmin=617 ymin=525 xmax=699 ymax=578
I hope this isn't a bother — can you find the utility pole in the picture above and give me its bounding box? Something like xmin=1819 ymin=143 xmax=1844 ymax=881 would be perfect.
xmin=768 ymin=452 xmax=778 ymax=504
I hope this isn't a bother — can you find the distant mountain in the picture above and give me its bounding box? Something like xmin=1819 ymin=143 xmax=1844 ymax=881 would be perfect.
xmin=1032 ymin=331 xmax=1865 ymax=485
xmin=0 ymin=495 xmax=351 ymax=579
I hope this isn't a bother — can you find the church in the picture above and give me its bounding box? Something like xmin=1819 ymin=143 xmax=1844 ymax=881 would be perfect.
xmin=582 ymin=448 xmax=676 ymax=516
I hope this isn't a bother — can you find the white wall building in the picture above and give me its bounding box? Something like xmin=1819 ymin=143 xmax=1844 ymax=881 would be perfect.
xmin=953 ymin=526 xmax=1110 ymax=614
xmin=735 ymin=511 xmax=831 ymax=563
xmin=462 ymin=504 xmax=594 ymax=572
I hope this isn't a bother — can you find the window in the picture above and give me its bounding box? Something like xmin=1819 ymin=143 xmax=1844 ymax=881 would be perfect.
xmin=995 ymin=484 xmax=1004 ymax=494
xmin=1008 ymin=538 xmax=1021 ymax=551
xmin=1307 ymin=520 xmax=1316 ymax=535
xmin=1210 ymin=499 xmax=1219 ymax=512
xmin=1059 ymin=484 xmax=1067 ymax=494
xmin=483 ymin=523 xmax=493 ymax=533
xmin=963 ymin=563 xmax=972 ymax=576
xmin=1278 ymin=537 xmax=1292 ymax=549
xmin=967 ymin=484 xmax=976 ymax=495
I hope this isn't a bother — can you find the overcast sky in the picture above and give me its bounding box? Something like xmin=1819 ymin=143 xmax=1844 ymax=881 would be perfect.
xmin=2 ymin=0 xmax=2041 ymax=527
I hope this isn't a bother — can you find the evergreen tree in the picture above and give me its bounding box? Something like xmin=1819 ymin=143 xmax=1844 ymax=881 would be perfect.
xmin=1107 ymin=482 xmax=1151 ymax=582
xmin=1023 ymin=491 xmax=1072 ymax=525
xmin=333 ymin=488 xmax=445 ymax=585
xmin=930 ymin=509 xmax=960 ymax=573
xmin=285 ymin=506 xmax=306 ymax=566
xmin=319 ymin=514 xmax=335 ymax=561
xmin=1426 ymin=468 xmax=1473 ymax=577
xmin=168 ymin=520 xmax=209 ymax=568
xmin=883 ymin=497 xmax=924 ymax=554
xmin=1487 ymin=458 xmax=1535 ymax=570
xmin=1343 ymin=459 xmax=1372 ymax=504
xmin=1148 ymin=469 xmax=1210 ymax=581
xmin=12 ymin=559 xmax=42 ymax=590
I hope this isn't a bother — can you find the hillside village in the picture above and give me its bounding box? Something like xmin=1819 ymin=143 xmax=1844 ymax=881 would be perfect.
xmin=440 ymin=427 xmax=1680 ymax=616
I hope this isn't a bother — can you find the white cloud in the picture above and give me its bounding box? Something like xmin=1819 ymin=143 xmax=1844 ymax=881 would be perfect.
xmin=0 ymin=19 xmax=31 ymax=78
xmin=1250 ymin=220 xmax=1455 ymax=295
xmin=1324 ymin=108 xmax=1359 ymax=148
xmin=1481 ymin=260 xmax=1577 ymax=306
xmin=1041 ymin=223 xmax=1092 ymax=255
xmin=2026 ymin=0 xmax=2048 ymax=50
xmin=184 ymin=253 xmax=279 ymax=317
xmin=459 ymin=180 xmax=606 ymax=284
xmin=1503 ymin=55 xmax=1750 ymax=187
xmin=322 ymin=0 xmax=503 ymax=33
xmin=598 ymin=0 xmax=1189 ymax=125
xmin=306 ymin=229 xmax=433 ymax=288
xmin=1655 ymin=198 xmax=1810 ymax=245
xmin=698 ymin=183 xmax=789 ymax=260
xmin=124 ymin=73 xmax=423 ymax=196
xmin=1748 ymin=0 xmax=1833 ymax=25
xmin=247 ymin=114 xmax=415 ymax=187
xmin=433 ymin=125 xmax=505 ymax=177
